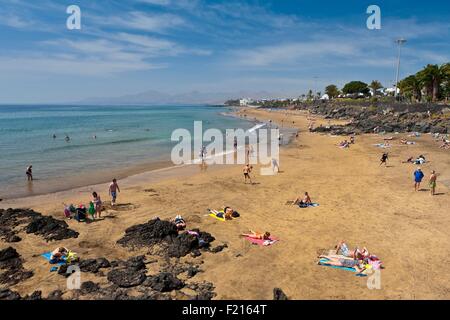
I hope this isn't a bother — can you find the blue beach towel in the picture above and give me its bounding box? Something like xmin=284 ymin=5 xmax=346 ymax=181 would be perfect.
xmin=41 ymin=252 xmax=66 ymax=266
xmin=318 ymin=258 xmax=367 ymax=277
xmin=299 ymin=203 xmax=319 ymax=208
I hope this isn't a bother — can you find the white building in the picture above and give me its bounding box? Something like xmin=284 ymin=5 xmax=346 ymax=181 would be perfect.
xmin=239 ymin=98 xmax=253 ymax=106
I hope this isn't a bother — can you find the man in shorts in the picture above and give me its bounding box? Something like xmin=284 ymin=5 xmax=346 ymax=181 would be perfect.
xmin=109 ymin=178 xmax=120 ymax=206
xmin=429 ymin=170 xmax=437 ymax=196
xmin=243 ymin=164 xmax=253 ymax=184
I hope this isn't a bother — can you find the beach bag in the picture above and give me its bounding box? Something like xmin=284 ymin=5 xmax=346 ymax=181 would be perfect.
xmin=66 ymin=251 xmax=79 ymax=263
xmin=232 ymin=211 xmax=240 ymax=218
xmin=76 ymin=206 xmax=87 ymax=222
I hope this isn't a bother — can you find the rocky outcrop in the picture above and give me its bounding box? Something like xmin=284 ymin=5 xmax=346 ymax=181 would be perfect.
xmin=0 ymin=247 xmax=33 ymax=286
xmin=117 ymin=218 xmax=216 ymax=258
xmin=294 ymin=101 xmax=450 ymax=135
xmin=0 ymin=208 xmax=79 ymax=243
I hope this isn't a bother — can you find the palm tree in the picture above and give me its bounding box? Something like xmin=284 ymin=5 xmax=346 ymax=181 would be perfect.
xmin=441 ymin=63 xmax=450 ymax=102
xmin=369 ymin=80 xmax=383 ymax=96
xmin=398 ymin=75 xmax=422 ymax=102
xmin=416 ymin=64 xmax=444 ymax=102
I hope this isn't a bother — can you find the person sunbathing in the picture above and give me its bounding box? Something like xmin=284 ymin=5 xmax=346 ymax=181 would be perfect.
xmin=223 ymin=207 xmax=235 ymax=220
xmin=241 ymin=230 xmax=271 ymax=240
xmin=318 ymin=255 xmax=365 ymax=273
xmin=334 ymin=240 xmax=370 ymax=260
xmin=403 ymin=156 xmax=414 ymax=164
xmin=171 ymin=215 xmax=186 ymax=231
xmin=294 ymin=192 xmax=312 ymax=206
xmin=50 ymin=247 xmax=69 ymax=263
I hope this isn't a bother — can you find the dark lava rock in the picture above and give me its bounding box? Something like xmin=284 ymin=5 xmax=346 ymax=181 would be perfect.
xmin=190 ymin=282 xmax=216 ymax=300
xmin=6 ymin=235 xmax=22 ymax=243
xmin=145 ymin=272 xmax=184 ymax=292
xmin=0 ymin=288 xmax=21 ymax=300
xmin=80 ymin=281 xmax=100 ymax=295
xmin=79 ymin=258 xmax=111 ymax=273
xmin=186 ymin=266 xmax=200 ymax=278
xmin=26 ymin=215 xmax=79 ymax=241
xmin=0 ymin=208 xmax=78 ymax=243
xmin=107 ymin=269 xmax=146 ymax=288
xmin=24 ymin=290 xmax=42 ymax=300
xmin=273 ymin=288 xmax=288 ymax=300
xmin=117 ymin=218 xmax=178 ymax=247
xmin=0 ymin=247 xmax=33 ymax=286
xmin=47 ymin=290 xmax=63 ymax=300
xmin=210 ymin=244 xmax=228 ymax=253
xmin=118 ymin=219 xmax=216 ymax=258
xmin=0 ymin=246 xmax=19 ymax=262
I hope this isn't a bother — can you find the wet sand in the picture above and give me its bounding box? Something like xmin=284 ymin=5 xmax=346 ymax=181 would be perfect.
xmin=1 ymin=107 xmax=449 ymax=299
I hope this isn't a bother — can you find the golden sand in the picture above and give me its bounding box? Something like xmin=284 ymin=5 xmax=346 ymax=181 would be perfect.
xmin=1 ymin=108 xmax=449 ymax=299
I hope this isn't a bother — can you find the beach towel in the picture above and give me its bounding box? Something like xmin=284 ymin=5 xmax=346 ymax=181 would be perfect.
xmin=373 ymin=143 xmax=390 ymax=148
xmin=245 ymin=236 xmax=278 ymax=246
xmin=41 ymin=252 xmax=67 ymax=267
xmin=208 ymin=213 xmax=226 ymax=222
xmin=318 ymin=258 xmax=367 ymax=277
xmin=299 ymin=203 xmax=319 ymax=208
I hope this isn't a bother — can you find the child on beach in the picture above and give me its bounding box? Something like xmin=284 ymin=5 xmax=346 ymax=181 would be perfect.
xmin=92 ymin=192 xmax=102 ymax=218
xmin=26 ymin=165 xmax=33 ymax=181
xmin=380 ymin=153 xmax=388 ymax=166
xmin=109 ymin=178 xmax=120 ymax=206
xmin=429 ymin=170 xmax=437 ymax=196
xmin=243 ymin=164 xmax=253 ymax=184
xmin=414 ymin=168 xmax=425 ymax=191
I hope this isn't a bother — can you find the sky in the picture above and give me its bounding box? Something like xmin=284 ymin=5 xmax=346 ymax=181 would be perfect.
xmin=0 ymin=0 xmax=449 ymax=103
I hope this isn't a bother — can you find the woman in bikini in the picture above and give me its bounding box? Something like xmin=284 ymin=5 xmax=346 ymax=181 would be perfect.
xmin=241 ymin=230 xmax=271 ymax=240
xmin=92 ymin=192 xmax=102 ymax=219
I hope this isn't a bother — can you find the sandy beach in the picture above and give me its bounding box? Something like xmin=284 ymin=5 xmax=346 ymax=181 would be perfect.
xmin=1 ymin=107 xmax=449 ymax=300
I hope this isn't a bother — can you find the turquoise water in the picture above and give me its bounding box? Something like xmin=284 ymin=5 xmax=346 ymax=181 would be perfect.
xmin=0 ymin=105 xmax=254 ymax=199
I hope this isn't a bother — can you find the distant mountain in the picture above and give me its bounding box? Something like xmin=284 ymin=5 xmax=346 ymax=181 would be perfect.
xmin=77 ymin=89 xmax=291 ymax=105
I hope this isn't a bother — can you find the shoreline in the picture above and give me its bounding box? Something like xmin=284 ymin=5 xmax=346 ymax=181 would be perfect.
xmin=1 ymin=110 xmax=296 ymax=203
xmin=2 ymin=107 xmax=449 ymax=300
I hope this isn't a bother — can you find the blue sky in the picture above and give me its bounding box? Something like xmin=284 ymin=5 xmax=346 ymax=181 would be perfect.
xmin=0 ymin=0 xmax=449 ymax=103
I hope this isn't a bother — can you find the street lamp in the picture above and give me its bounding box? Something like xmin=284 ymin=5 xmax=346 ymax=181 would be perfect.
xmin=394 ymin=38 xmax=407 ymax=97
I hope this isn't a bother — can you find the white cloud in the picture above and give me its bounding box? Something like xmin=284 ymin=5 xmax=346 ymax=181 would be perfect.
xmin=94 ymin=11 xmax=185 ymax=33
xmin=138 ymin=0 xmax=171 ymax=5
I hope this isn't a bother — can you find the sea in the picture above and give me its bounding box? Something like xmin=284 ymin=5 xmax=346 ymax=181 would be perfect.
xmin=0 ymin=104 xmax=262 ymax=199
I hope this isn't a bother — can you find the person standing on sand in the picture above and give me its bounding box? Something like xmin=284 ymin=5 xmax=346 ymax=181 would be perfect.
xmin=26 ymin=165 xmax=33 ymax=181
xmin=243 ymin=164 xmax=253 ymax=184
xmin=414 ymin=168 xmax=425 ymax=192
xmin=109 ymin=179 xmax=120 ymax=206
xmin=429 ymin=170 xmax=437 ymax=196
xmin=380 ymin=153 xmax=388 ymax=166
xmin=92 ymin=192 xmax=102 ymax=218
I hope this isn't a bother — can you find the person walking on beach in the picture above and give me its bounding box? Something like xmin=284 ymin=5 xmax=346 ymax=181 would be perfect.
xmin=272 ymin=158 xmax=280 ymax=173
xmin=380 ymin=153 xmax=388 ymax=166
xmin=109 ymin=179 xmax=120 ymax=206
xmin=26 ymin=165 xmax=33 ymax=181
xmin=414 ymin=168 xmax=425 ymax=192
xmin=429 ymin=170 xmax=437 ymax=196
xmin=92 ymin=192 xmax=102 ymax=218
xmin=243 ymin=164 xmax=253 ymax=184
